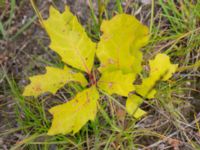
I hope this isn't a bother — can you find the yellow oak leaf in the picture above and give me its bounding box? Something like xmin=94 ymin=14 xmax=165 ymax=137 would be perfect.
xmin=149 ymin=53 xmax=178 ymax=81
xmin=136 ymin=53 xmax=178 ymax=98
xmin=98 ymin=70 xmax=135 ymax=96
xmin=43 ymin=6 xmax=96 ymax=73
xmin=126 ymin=94 xmax=146 ymax=119
xmin=96 ymin=14 xmax=149 ymax=74
xmin=23 ymin=66 xmax=88 ymax=97
xmin=136 ymin=78 xmax=157 ymax=99
xmin=48 ymin=86 xmax=99 ymax=135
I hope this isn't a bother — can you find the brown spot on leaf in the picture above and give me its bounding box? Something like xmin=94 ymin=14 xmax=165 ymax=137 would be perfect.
xmin=86 ymin=92 xmax=90 ymax=103
xmin=108 ymin=59 xmax=115 ymax=64
xmin=108 ymin=82 xmax=113 ymax=88
xmin=33 ymin=84 xmax=42 ymax=92
xmin=103 ymin=34 xmax=111 ymax=41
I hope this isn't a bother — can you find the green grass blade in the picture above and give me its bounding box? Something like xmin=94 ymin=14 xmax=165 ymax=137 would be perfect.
xmin=5 ymin=0 xmax=16 ymax=27
xmin=11 ymin=15 xmax=37 ymax=40
xmin=0 ymin=21 xmax=6 ymax=39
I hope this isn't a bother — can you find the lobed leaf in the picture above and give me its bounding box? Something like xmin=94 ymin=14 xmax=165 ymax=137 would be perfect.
xmin=23 ymin=66 xmax=88 ymax=97
xmin=43 ymin=6 xmax=96 ymax=73
xmin=136 ymin=53 xmax=178 ymax=98
xmin=48 ymin=86 xmax=99 ymax=135
xmin=96 ymin=14 xmax=149 ymax=74
xmin=98 ymin=70 xmax=135 ymax=96
xmin=126 ymin=94 xmax=146 ymax=119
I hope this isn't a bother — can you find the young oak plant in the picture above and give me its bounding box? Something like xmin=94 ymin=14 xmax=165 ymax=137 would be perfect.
xmin=23 ymin=6 xmax=178 ymax=135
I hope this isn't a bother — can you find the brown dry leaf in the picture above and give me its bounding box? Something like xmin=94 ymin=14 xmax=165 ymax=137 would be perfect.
xmin=0 ymin=52 xmax=8 ymax=65
xmin=116 ymin=107 xmax=126 ymax=124
xmin=167 ymin=137 xmax=182 ymax=150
